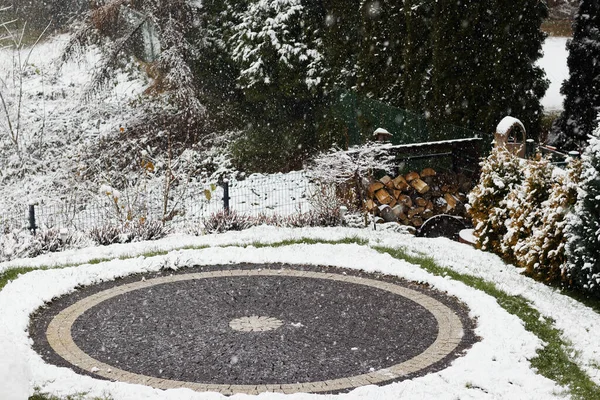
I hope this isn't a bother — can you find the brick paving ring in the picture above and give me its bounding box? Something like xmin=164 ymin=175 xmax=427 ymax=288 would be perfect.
xmin=30 ymin=264 xmax=478 ymax=395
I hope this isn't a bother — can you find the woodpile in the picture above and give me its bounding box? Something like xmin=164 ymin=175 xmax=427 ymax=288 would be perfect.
xmin=364 ymin=169 xmax=472 ymax=227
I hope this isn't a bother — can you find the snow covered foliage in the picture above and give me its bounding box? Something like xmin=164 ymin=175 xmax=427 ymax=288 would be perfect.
xmin=305 ymin=143 xmax=397 ymax=185
xmin=566 ymin=130 xmax=600 ymax=296
xmin=468 ymin=147 xmax=524 ymax=254
xmin=230 ymin=0 xmax=323 ymax=92
xmin=470 ymin=144 xmax=600 ymax=296
xmin=504 ymin=155 xmax=554 ymax=264
xmin=0 ymin=11 xmax=51 ymax=163
xmin=550 ymin=0 xmax=600 ymax=151
xmin=0 ymin=228 xmax=87 ymax=262
xmin=521 ymin=157 xmax=582 ymax=284
xmin=89 ymin=220 xmax=169 ymax=245
xmin=304 ymin=143 xmax=397 ymax=211
xmin=61 ymin=0 xmax=207 ymax=162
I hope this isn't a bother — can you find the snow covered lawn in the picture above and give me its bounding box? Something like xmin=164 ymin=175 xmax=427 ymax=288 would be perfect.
xmin=1 ymin=227 xmax=599 ymax=400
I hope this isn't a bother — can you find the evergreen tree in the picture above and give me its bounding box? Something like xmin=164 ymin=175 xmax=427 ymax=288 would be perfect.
xmin=566 ymin=130 xmax=600 ymax=296
xmin=521 ymin=157 xmax=582 ymax=284
xmin=504 ymin=155 xmax=554 ymax=264
xmin=320 ymin=0 xmax=362 ymax=92
xmin=428 ymin=0 xmax=548 ymax=137
xmin=550 ymin=0 xmax=600 ymax=151
xmin=468 ymin=147 xmax=524 ymax=254
xmin=486 ymin=0 xmax=548 ymax=139
xmin=228 ymin=0 xmax=325 ymax=172
xmin=355 ymin=0 xmax=405 ymax=107
xmin=429 ymin=0 xmax=487 ymax=137
xmin=403 ymin=0 xmax=434 ymax=114
xmin=191 ymin=0 xmax=246 ymax=132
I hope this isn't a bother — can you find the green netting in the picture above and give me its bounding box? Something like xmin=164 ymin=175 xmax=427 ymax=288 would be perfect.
xmin=331 ymin=91 xmax=492 ymax=149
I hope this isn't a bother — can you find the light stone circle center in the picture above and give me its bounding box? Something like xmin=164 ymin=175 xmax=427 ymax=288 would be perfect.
xmin=229 ymin=315 xmax=284 ymax=332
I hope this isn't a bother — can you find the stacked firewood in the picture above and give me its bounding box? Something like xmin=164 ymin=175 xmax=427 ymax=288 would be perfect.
xmin=364 ymin=168 xmax=472 ymax=227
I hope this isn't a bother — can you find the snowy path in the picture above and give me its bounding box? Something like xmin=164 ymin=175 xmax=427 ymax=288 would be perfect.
xmin=1 ymin=227 xmax=599 ymax=399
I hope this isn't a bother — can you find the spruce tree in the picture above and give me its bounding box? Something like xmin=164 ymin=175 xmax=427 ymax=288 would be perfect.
xmin=550 ymin=0 xmax=600 ymax=151
xmin=429 ymin=0 xmax=486 ymax=136
xmin=228 ymin=0 xmax=325 ymax=172
xmin=320 ymin=0 xmax=361 ymax=92
xmin=566 ymin=130 xmax=600 ymax=296
xmin=486 ymin=0 xmax=548 ymax=139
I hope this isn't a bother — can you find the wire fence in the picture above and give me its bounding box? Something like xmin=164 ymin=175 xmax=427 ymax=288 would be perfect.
xmin=0 ymin=172 xmax=317 ymax=234
xmin=331 ymin=90 xmax=492 ymax=151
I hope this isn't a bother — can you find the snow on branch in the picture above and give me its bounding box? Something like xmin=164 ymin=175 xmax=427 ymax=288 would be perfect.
xmin=305 ymin=143 xmax=397 ymax=184
xmin=230 ymin=0 xmax=323 ymax=90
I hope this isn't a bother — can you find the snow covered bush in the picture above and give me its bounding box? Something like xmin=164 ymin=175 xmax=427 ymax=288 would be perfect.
xmin=565 ymin=130 xmax=600 ymax=296
xmin=520 ymin=157 xmax=582 ymax=284
xmin=199 ymin=185 xmax=345 ymax=234
xmin=304 ymin=143 xmax=397 ymax=212
xmin=0 ymin=228 xmax=85 ymax=261
xmin=89 ymin=220 xmax=168 ymax=246
xmin=504 ymin=155 xmax=555 ymax=264
xmin=89 ymin=224 xmax=123 ymax=246
xmin=202 ymin=210 xmax=253 ymax=234
xmin=468 ymin=147 xmax=524 ymax=254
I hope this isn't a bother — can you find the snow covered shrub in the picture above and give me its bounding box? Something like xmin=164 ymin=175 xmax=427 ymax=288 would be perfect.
xmin=503 ymin=155 xmax=555 ymax=264
xmin=0 ymin=230 xmax=36 ymax=261
xmin=305 ymin=143 xmax=397 ymax=212
xmin=468 ymin=147 xmax=524 ymax=254
xmin=33 ymin=229 xmax=65 ymax=254
xmin=89 ymin=224 xmax=124 ymax=246
xmin=282 ymin=210 xmax=342 ymax=228
xmin=89 ymin=220 xmax=169 ymax=245
xmin=520 ymin=157 xmax=582 ymax=284
xmin=128 ymin=220 xmax=170 ymax=242
xmin=565 ymin=131 xmax=600 ymax=296
xmin=0 ymin=228 xmax=83 ymax=261
xmin=202 ymin=211 xmax=253 ymax=234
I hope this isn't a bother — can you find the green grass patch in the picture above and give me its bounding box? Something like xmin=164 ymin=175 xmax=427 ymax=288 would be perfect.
xmin=0 ymin=267 xmax=39 ymax=291
xmin=250 ymin=236 xmax=368 ymax=248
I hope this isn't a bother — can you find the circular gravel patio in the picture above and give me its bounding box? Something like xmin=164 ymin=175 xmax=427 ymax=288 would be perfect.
xmin=30 ymin=263 xmax=477 ymax=395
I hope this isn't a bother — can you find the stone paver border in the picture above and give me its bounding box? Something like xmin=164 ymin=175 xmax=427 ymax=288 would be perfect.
xmin=46 ymin=268 xmax=465 ymax=395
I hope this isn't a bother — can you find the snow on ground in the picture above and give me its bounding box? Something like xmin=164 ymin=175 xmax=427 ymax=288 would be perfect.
xmin=2 ymin=226 xmax=600 ymax=399
xmin=539 ymin=37 xmax=569 ymax=112
xmin=0 ymin=34 xmax=148 ymax=216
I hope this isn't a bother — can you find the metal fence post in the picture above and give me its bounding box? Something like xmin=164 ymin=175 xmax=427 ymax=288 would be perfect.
xmin=28 ymin=204 xmax=37 ymax=235
xmin=222 ymin=180 xmax=230 ymax=213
